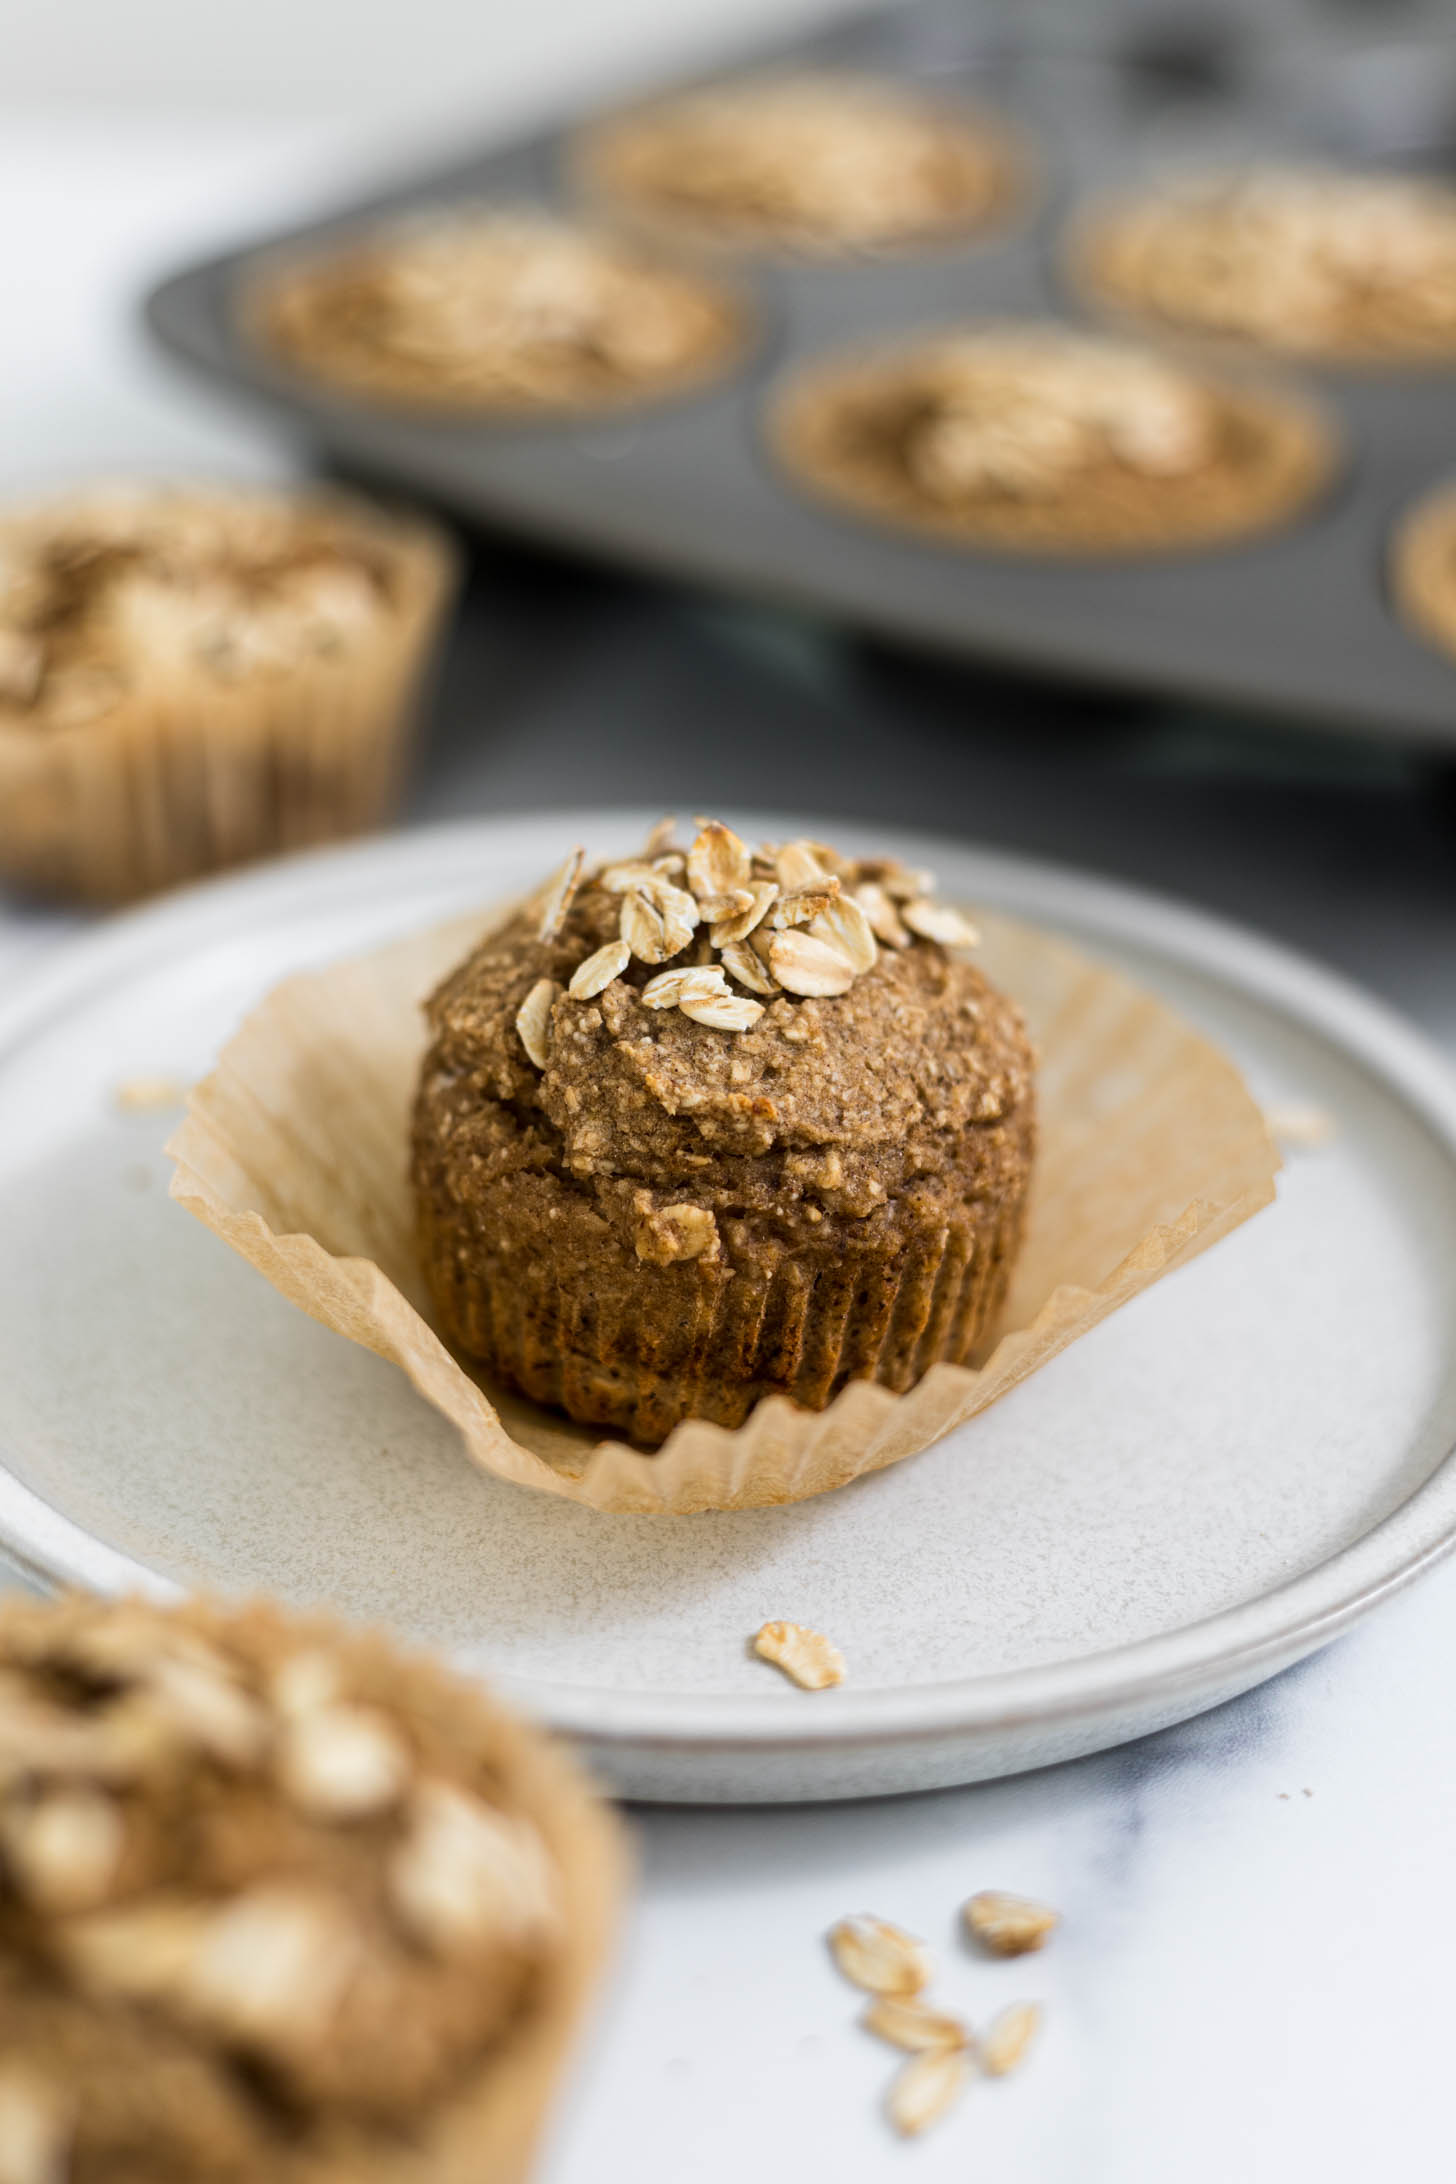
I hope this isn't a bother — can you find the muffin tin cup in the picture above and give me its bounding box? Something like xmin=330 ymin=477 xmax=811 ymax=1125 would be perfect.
xmin=0 ymin=507 xmax=457 ymax=907
xmin=166 ymin=895 xmax=1279 ymax=1517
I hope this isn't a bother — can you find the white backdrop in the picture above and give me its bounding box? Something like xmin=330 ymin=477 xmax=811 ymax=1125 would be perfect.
xmin=5 ymin=0 xmax=851 ymax=130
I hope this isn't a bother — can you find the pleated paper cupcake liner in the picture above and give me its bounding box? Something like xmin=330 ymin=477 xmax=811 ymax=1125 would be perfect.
xmin=168 ymin=899 xmax=1280 ymax=1516
xmin=0 ymin=503 xmax=455 ymax=905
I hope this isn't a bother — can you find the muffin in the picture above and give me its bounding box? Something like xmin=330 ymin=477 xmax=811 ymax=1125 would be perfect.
xmin=1390 ymin=481 xmax=1456 ymax=665
xmin=1072 ymin=168 xmax=1456 ymax=363
xmin=0 ymin=481 xmax=455 ymax=904
xmin=412 ymin=821 xmax=1035 ymax=1447
xmin=0 ymin=1591 xmax=623 ymax=2184
xmin=769 ymin=322 xmax=1335 ymax=554
xmin=255 ymin=208 xmax=750 ymax=414
xmin=574 ymin=73 xmax=1026 ymax=257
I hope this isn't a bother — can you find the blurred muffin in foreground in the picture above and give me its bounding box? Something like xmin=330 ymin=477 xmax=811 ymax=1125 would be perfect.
xmin=1072 ymin=169 xmax=1456 ymax=363
xmin=0 ymin=481 xmax=455 ymax=904
xmin=256 ymin=208 xmax=751 ymax=413
xmin=412 ymin=819 xmax=1034 ymax=1447
xmin=1390 ymin=482 xmax=1456 ymax=665
xmin=769 ymin=322 xmax=1335 ymax=554
xmin=575 ymin=73 xmax=1028 ymax=256
xmin=0 ymin=1591 xmax=624 ymax=2184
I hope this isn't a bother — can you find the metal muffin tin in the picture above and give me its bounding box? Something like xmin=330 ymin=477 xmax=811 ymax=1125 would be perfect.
xmin=144 ymin=2 xmax=1456 ymax=748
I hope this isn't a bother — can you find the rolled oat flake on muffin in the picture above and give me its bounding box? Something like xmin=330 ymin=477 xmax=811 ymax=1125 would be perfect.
xmin=412 ymin=819 xmax=1036 ymax=1445
xmin=0 ymin=1590 xmax=622 ymax=2183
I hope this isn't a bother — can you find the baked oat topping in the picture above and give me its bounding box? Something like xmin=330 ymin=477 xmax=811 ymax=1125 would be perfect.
xmin=1085 ymin=169 xmax=1456 ymax=358
xmin=962 ymin=1890 xmax=1059 ymax=1957
xmin=260 ymin=210 xmax=747 ymax=412
xmin=752 ymin=1620 xmax=846 ymax=1691
xmin=505 ymin=819 xmax=980 ymax=1065
xmin=580 ymin=74 xmax=1020 ymax=254
xmin=0 ymin=1595 xmax=569 ymax=2182
xmin=771 ymin=320 xmax=1335 ymax=553
xmin=827 ymin=1915 xmax=932 ymax=1998
xmin=0 ymin=486 xmax=401 ymax=732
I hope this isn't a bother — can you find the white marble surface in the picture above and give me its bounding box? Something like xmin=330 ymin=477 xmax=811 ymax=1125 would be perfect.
xmin=3 ymin=106 xmax=1456 ymax=2184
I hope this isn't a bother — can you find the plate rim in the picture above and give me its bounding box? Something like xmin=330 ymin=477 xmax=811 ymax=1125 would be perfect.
xmin=2 ymin=810 xmax=1456 ymax=1761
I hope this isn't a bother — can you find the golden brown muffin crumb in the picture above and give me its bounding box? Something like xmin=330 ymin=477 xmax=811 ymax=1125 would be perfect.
xmin=413 ymin=821 xmax=1035 ymax=1444
xmin=0 ymin=1594 xmax=574 ymax=2183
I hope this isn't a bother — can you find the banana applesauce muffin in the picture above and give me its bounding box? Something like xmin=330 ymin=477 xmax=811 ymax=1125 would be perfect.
xmin=255 ymin=208 xmax=750 ymax=414
xmin=412 ymin=821 xmax=1035 ymax=1446
xmin=770 ymin=322 xmax=1335 ymax=555
xmin=1072 ymin=168 xmax=1456 ymax=363
xmin=575 ymin=74 xmax=1026 ymax=256
xmin=1390 ymin=480 xmax=1456 ymax=665
xmin=0 ymin=1591 xmax=621 ymax=2184
xmin=0 ymin=481 xmax=454 ymax=903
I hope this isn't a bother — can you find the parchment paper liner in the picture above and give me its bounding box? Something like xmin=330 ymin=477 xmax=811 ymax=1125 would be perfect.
xmin=168 ymin=901 xmax=1279 ymax=1516
xmin=285 ymin=1608 xmax=629 ymax=2184
xmin=0 ymin=496 xmax=457 ymax=905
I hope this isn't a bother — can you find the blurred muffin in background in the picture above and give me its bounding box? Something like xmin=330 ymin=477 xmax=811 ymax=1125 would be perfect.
xmin=0 ymin=1590 xmax=624 ymax=2184
xmin=575 ymin=73 xmax=1028 ymax=257
xmin=256 ymin=208 xmax=751 ymax=413
xmin=0 ymin=481 xmax=455 ymax=904
xmin=1390 ymin=481 xmax=1456 ymax=664
xmin=1072 ymin=169 xmax=1456 ymax=363
xmin=769 ymin=322 xmax=1336 ymax=554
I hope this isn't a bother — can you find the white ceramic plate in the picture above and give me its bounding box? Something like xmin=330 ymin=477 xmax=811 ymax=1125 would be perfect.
xmin=1 ymin=813 xmax=1454 ymax=1803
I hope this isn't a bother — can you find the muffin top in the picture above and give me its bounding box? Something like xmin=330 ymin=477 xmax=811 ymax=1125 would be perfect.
xmin=770 ymin=322 xmax=1333 ymax=552
xmin=257 ymin=209 xmax=748 ymax=412
xmin=578 ymin=73 xmax=1021 ymax=254
xmin=422 ymin=821 xmax=1027 ymax=1241
xmin=0 ymin=485 xmax=409 ymax=734
xmin=0 ymin=1593 xmax=565 ymax=2182
xmin=1080 ymin=168 xmax=1456 ymax=359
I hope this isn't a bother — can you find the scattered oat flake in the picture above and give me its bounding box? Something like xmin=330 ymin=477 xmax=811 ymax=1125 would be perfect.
xmin=854 ymin=880 xmax=909 ymax=948
xmin=901 ymin=899 xmax=980 ymax=948
xmin=863 ymin=1995 xmax=970 ymax=2053
xmin=1264 ymin=1100 xmax=1336 ymax=1149
xmin=536 ymin=847 xmax=584 ymax=942
xmin=687 ymin=820 xmax=751 ymax=901
xmin=515 ymin=978 xmax=561 ymax=1070
xmin=681 ymin=990 xmax=764 ymax=1031
xmin=886 ymin=2045 xmax=973 ymax=2138
xmin=827 ymin=1915 xmax=930 ymax=1999
xmin=769 ymin=928 xmax=856 ymax=998
xmin=112 ymin=1073 xmax=186 ymax=1113
xmin=567 ymin=938 xmax=630 ymax=999
xmin=754 ymin=1620 xmax=845 ymax=1691
xmin=719 ymin=938 xmax=780 ymax=994
xmin=811 ymin=892 xmax=878 ymax=974
xmin=963 ymin=1889 xmax=1059 ymax=1957
xmin=982 ymin=2000 xmax=1042 ymax=2078
xmin=641 ymin=814 xmax=678 ymax=859
xmin=776 ymin=839 xmax=830 ymax=891
xmin=711 ymin=878 xmax=778 ymax=946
